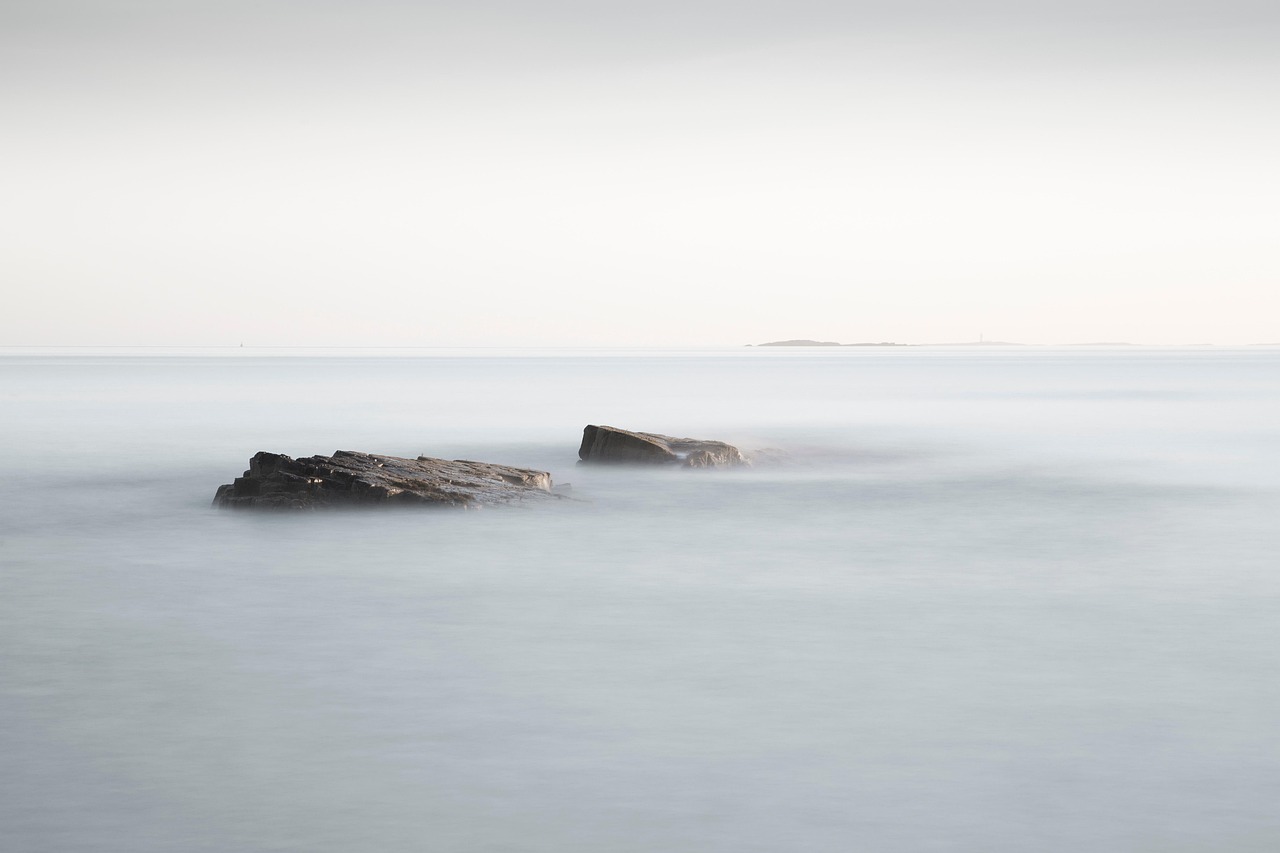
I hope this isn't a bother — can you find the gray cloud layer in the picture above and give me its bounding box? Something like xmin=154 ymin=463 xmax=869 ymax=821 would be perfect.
xmin=6 ymin=0 xmax=1279 ymax=61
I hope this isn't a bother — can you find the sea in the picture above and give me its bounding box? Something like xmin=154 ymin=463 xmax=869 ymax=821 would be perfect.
xmin=2 ymin=346 xmax=1278 ymax=852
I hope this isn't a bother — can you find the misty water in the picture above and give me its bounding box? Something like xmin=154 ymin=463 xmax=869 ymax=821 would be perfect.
xmin=3 ymin=347 xmax=1279 ymax=852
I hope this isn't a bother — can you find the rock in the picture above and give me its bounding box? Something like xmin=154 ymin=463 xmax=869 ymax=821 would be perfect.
xmin=578 ymin=425 xmax=678 ymax=465
xmin=578 ymin=425 xmax=747 ymax=468
xmin=214 ymin=450 xmax=555 ymax=510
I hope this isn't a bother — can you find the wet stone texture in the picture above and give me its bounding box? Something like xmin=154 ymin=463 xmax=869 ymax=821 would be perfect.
xmin=577 ymin=425 xmax=747 ymax=468
xmin=214 ymin=450 xmax=555 ymax=510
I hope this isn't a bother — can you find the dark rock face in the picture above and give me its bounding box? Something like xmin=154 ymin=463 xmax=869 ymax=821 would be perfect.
xmin=214 ymin=450 xmax=554 ymax=510
xmin=578 ymin=425 xmax=747 ymax=468
xmin=578 ymin=425 xmax=679 ymax=465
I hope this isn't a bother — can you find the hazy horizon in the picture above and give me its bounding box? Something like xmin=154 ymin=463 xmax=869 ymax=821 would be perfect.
xmin=3 ymin=0 xmax=1278 ymax=346
xmin=6 ymin=338 xmax=1280 ymax=349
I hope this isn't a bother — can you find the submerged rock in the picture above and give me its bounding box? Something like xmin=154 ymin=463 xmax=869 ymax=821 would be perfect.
xmin=214 ymin=450 xmax=555 ymax=510
xmin=578 ymin=425 xmax=747 ymax=468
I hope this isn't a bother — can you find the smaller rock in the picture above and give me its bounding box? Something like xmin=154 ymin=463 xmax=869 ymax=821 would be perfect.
xmin=578 ymin=425 xmax=747 ymax=468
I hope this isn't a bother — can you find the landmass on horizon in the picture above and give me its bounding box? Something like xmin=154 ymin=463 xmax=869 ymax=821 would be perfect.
xmin=753 ymin=339 xmax=1026 ymax=347
xmin=754 ymin=340 xmax=910 ymax=347
xmin=749 ymin=339 xmax=1258 ymax=347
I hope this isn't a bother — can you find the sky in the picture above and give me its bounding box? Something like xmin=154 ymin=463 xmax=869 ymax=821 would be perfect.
xmin=2 ymin=0 xmax=1278 ymax=346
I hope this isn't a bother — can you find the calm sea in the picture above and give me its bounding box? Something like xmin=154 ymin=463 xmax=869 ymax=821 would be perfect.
xmin=3 ymin=347 xmax=1279 ymax=851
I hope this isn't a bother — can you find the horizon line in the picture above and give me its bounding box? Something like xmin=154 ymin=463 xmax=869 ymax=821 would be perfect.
xmin=4 ymin=343 xmax=1280 ymax=350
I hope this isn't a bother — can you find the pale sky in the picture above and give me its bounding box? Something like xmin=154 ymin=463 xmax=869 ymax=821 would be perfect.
xmin=2 ymin=0 xmax=1277 ymax=345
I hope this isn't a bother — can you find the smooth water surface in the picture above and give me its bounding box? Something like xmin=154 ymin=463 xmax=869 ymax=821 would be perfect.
xmin=3 ymin=347 xmax=1279 ymax=851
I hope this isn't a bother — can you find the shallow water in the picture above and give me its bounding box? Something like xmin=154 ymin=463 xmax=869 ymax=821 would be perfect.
xmin=3 ymin=347 xmax=1279 ymax=851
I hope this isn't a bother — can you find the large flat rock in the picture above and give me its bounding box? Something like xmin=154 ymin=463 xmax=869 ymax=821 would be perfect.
xmin=578 ymin=425 xmax=747 ymax=468
xmin=214 ymin=450 xmax=555 ymax=509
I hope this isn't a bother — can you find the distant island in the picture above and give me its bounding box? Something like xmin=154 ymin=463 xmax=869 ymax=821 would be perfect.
xmin=755 ymin=339 xmax=908 ymax=347
xmin=749 ymin=339 xmax=1227 ymax=348
xmin=757 ymin=339 xmax=842 ymax=347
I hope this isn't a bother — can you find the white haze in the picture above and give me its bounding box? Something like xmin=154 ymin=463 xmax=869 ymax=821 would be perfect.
xmin=4 ymin=348 xmax=1280 ymax=851
xmin=2 ymin=1 xmax=1278 ymax=345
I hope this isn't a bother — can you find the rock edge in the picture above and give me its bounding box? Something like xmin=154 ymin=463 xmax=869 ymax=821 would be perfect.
xmin=214 ymin=450 xmax=555 ymax=510
xmin=577 ymin=425 xmax=747 ymax=468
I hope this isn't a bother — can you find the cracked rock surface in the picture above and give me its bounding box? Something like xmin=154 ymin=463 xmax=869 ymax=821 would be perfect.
xmin=214 ymin=450 xmax=555 ymax=509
